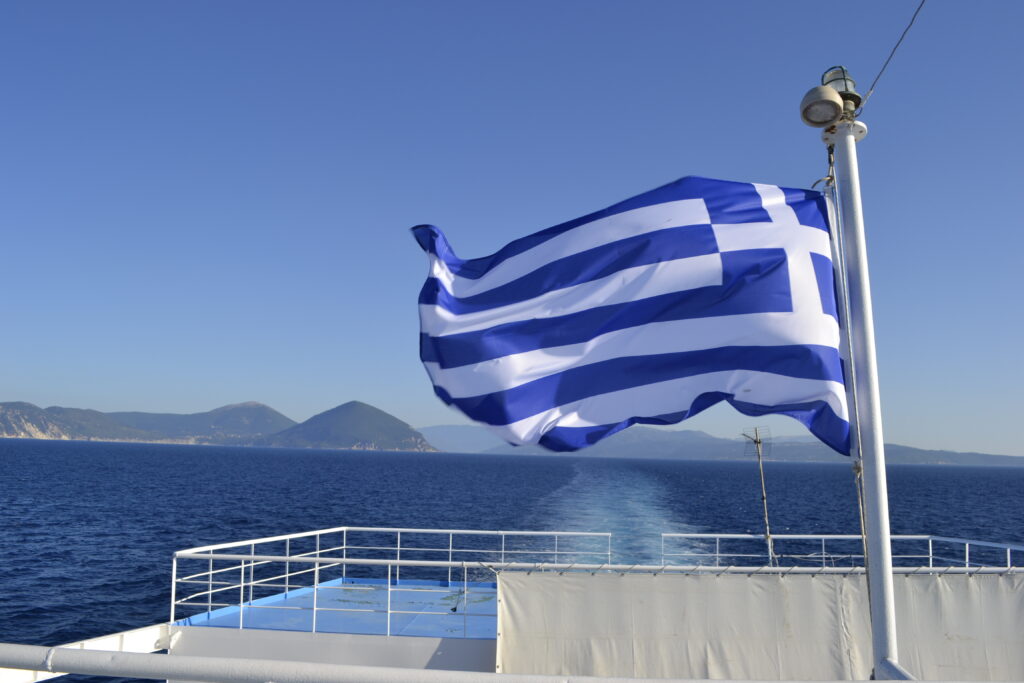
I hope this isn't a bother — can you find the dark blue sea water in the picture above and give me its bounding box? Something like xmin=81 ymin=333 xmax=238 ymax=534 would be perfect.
xmin=2 ymin=438 xmax=1022 ymax=651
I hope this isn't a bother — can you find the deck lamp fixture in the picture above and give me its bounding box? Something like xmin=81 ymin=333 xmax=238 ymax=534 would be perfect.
xmin=800 ymin=65 xmax=862 ymax=127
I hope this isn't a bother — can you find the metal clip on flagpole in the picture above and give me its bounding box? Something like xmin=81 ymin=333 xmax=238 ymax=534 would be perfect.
xmin=800 ymin=67 xmax=914 ymax=681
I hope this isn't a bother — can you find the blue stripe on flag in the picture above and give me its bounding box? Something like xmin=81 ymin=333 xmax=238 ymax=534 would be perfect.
xmin=418 ymin=224 xmax=718 ymax=312
xmin=421 ymin=249 xmax=791 ymax=368
xmin=810 ymin=252 xmax=839 ymax=321
xmin=434 ymin=345 xmax=843 ymax=427
xmin=537 ymin=396 xmax=849 ymax=454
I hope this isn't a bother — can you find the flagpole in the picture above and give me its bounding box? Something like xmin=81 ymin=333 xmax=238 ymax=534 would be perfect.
xmin=830 ymin=119 xmax=908 ymax=680
xmin=802 ymin=68 xmax=912 ymax=680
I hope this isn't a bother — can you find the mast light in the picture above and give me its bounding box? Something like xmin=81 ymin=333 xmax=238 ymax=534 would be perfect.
xmin=800 ymin=85 xmax=844 ymax=127
xmin=800 ymin=66 xmax=862 ymax=128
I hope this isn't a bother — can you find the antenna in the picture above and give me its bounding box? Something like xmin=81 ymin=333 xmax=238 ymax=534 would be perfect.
xmin=742 ymin=427 xmax=775 ymax=566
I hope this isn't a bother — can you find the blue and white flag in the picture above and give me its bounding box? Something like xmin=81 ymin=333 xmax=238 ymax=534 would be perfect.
xmin=412 ymin=176 xmax=849 ymax=454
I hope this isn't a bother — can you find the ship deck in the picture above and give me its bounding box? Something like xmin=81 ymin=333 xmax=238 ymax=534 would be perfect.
xmin=175 ymin=576 xmax=497 ymax=639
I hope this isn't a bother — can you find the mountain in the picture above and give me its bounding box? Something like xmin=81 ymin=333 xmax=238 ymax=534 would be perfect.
xmin=107 ymin=402 xmax=296 ymax=440
xmin=42 ymin=406 xmax=162 ymax=441
xmin=0 ymin=400 xmax=434 ymax=452
xmin=0 ymin=401 xmax=294 ymax=445
xmin=260 ymin=401 xmax=435 ymax=451
xmin=0 ymin=402 xmax=78 ymax=440
xmin=418 ymin=425 xmax=507 ymax=454
xmin=483 ymin=426 xmax=743 ymax=459
xmin=459 ymin=424 xmax=1022 ymax=466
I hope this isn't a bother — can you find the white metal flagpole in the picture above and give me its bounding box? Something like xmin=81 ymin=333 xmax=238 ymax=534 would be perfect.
xmin=828 ymin=119 xmax=908 ymax=679
xmin=802 ymin=68 xmax=913 ymax=680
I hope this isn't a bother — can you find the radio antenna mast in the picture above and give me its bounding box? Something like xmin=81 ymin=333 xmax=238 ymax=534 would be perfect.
xmin=742 ymin=427 xmax=775 ymax=566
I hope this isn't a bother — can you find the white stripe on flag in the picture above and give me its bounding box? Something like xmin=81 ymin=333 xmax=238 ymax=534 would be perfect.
xmin=430 ymin=198 xmax=710 ymax=296
xmin=421 ymin=252 xmax=723 ymax=336
xmin=424 ymin=311 xmax=841 ymax=397
xmin=499 ymin=371 xmax=848 ymax=444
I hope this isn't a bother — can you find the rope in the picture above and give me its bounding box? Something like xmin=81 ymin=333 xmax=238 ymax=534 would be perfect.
xmin=857 ymin=0 xmax=928 ymax=114
xmin=826 ymin=176 xmax=874 ymax=616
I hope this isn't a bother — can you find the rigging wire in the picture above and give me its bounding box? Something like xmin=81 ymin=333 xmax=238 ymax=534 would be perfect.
xmin=856 ymin=0 xmax=928 ymax=114
xmin=824 ymin=176 xmax=871 ymax=576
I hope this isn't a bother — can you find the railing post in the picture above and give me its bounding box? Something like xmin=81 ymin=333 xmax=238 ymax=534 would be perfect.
xmin=463 ymin=565 xmax=468 ymax=637
xmin=238 ymin=560 xmax=245 ymax=629
xmin=343 ymin=529 xmax=348 ymax=580
xmin=554 ymin=535 xmax=558 ymax=564
xmin=396 ymin=532 xmax=401 ymax=583
xmin=1008 ymin=547 xmax=1012 ymax=569
xmin=284 ymin=539 xmax=290 ymax=595
xmin=448 ymin=533 xmax=454 ymax=584
xmin=248 ymin=544 xmax=255 ymax=607
xmin=822 ymin=538 xmax=827 ymax=568
xmin=501 ymin=534 xmax=506 ymax=564
xmin=928 ymin=538 xmax=934 ymax=568
xmin=386 ymin=564 xmax=392 ymax=637
xmin=207 ymin=553 xmax=213 ymax=614
xmin=607 ymin=534 xmax=611 ymax=566
xmin=965 ymin=543 xmax=970 ymax=568
xmin=312 ymin=560 xmax=320 ymax=633
xmin=715 ymin=537 xmax=720 ymax=568
xmin=170 ymin=556 xmax=178 ymax=624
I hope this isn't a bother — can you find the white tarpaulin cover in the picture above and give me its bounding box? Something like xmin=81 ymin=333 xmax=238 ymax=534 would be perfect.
xmin=495 ymin=572 xmax=1024 ymax=680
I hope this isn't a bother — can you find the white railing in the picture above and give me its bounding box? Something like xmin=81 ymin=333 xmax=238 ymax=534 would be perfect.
xmin=172 ymin=526 xmax=612 ymax=637
xmin=660 ymin=533 xmax=1024 ymax=569
xmin=172 ymin=527 xmax=1023 ymax=640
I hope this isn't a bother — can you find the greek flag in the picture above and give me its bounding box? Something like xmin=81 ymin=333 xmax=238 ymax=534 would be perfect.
xmin=413 ymin=176 xmax=849 ymax=454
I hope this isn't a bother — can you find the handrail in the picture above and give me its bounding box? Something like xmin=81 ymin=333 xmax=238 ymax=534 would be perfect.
xmin=173 ymin=552 xmax=1024 ymax=574
xmin=0 ymin=642 xmax=595 ymax=683
xmin=181 ymin=526 xmax=610 ymax=555
xmin=659 ymin=533 xmax=1022 ymax=568
xmin=664 ymin=532 xmax=1024 ymax=551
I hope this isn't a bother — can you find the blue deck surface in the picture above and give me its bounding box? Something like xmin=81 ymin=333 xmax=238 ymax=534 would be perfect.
xmin=176 ymin=577 xmax=498 ymax=639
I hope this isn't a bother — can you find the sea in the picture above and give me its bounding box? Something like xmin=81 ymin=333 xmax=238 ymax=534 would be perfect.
xmin=2 ymin=438 xmax=1023 ymax=656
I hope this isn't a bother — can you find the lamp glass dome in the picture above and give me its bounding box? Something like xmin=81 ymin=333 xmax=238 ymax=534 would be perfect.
xmin=821 ymin=66 xmax=861 ymax=107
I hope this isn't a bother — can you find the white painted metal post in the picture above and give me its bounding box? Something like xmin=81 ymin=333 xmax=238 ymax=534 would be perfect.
xmin=207 ymin=553 xmax=213 ymax=613
xmin=312 ymin=560 xmax=320 ymax=633
xmin=386 ymin=565 xmax=392 ymax=637
xmin=285 ymin=539 xmax=291 ymax=594
xmin=170 ymin=557 xmax=178 ymax=624
xmin=248 ymin=544 xmax=255 ymax=607
xmin=828 ymin=118 xmax=901 ymax=675
xmin=238 ymin=561 xmax=245 ymax=629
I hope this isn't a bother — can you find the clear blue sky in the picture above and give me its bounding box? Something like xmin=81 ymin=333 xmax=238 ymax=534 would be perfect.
xmin=1 ymin=1 xmax=1021 ymax=456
